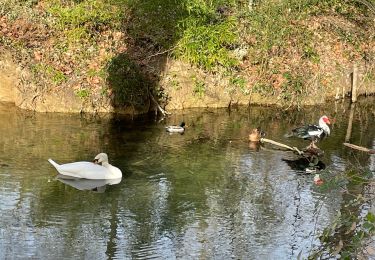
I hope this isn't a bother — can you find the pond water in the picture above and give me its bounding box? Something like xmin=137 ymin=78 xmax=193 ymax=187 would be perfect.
xmin=0 ymin=99 xmax=374 ymax=259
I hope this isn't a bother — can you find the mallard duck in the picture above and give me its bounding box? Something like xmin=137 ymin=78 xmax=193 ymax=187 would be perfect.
xmin=166 ymin=122 xmax=186 ymax=134
xmin=289 ymin=115 xmax=331 ymax=141
xmin=249 ymin=127 xmax=265 ymax=142
xmin=48 ymin=153 xmax=122 ymax=180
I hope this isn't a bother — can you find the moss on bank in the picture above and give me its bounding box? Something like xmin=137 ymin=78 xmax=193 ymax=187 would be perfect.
xmin=0 ymin=0 xmax=374 ymax=112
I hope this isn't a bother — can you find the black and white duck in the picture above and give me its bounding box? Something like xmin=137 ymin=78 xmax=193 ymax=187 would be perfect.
xmin=165 ymin=122 xmax=186 ymax=134
xmin=288 ymin=115 xmax=331 ymax=142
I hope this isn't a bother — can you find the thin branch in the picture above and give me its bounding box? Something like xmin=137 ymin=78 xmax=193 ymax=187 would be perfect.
xmin=149 ymin=92 xmax=170 ymax=116
xmin=261 ymin=138 xmax=304 ymax=155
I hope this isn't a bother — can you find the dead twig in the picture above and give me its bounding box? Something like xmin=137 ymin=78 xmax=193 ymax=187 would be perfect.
xmin=149 ymin=92 xmax=170 ymax=117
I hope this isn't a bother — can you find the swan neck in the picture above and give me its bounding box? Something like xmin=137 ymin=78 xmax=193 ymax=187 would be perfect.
xmin=101 ymin=162 xmax=110 ymax=167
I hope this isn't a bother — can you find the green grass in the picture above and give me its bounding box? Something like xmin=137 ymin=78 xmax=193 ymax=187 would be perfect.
xmin=31 ymin=63 xmax=67 ymax=85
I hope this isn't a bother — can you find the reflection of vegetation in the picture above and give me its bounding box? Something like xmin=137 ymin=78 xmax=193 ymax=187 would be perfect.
xmin=309 ymin=168 xmax=375 ymax=259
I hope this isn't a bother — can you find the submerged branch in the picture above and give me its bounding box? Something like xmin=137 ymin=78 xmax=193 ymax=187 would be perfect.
xmin=260 ymin=138 xmax=303 ymax=155
xmin=343 ymin=143 xmax=375 ymax=154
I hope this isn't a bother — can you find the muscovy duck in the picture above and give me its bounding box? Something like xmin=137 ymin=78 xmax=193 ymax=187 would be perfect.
xmin=166 ymin=122 xmax=186 ymax=134
xmin=289 ymin=115 xmax=331 ymax=141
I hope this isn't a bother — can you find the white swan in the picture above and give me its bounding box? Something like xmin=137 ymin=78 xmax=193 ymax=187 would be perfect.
xmin=48 ymin=153 xmax=122 ymax=180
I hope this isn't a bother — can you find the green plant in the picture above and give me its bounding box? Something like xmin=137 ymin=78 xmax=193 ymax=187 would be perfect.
xmin=175 ymin=17 xmax=239 ymax=71
xmin=106 ymin=53 xmax=150 ymax=108
xmin=75 ymin=88 xmax=90 ymax=99
xmin=47 ymin=0 xmax=121 ymax=30
xmin=229 ymin=75 xmax=248 ymax=95
xmin=169 ymin=74 xmax=181 ymax=90
xmin=31 ymin=63 xmax=67 ymax=85
xmin=252 ymin=82 xmax=274 ymax=96
xmin=308 ymin=168 xmax=375 ymax=259
xmin=303 ymin=44 xmax=320 ymax=63
xmin=193 ymin=78 xmax=206 ymax=98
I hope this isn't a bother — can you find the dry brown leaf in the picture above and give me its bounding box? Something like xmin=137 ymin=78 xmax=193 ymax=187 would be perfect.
xmin=345 ymin=221 xmax=357 ymax=234
xmin=34 ymin=51 xmax=42 ymax=61
xmin=366 ymin=245 xmax=375 ymax=255
xmin=333 ymin=240 xmax=343 ymax=255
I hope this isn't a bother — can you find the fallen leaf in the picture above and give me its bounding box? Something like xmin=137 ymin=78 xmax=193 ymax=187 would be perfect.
xmin=333 ymin=240 xmax=343 ymax=255
xmin=366 ymin=245 xmax=375 ymax=255
xmin=345 ymin=222 xmax=356 ymax=234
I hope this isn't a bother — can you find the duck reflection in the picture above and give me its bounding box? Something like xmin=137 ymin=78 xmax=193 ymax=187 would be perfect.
xmin=56 ymin=174 xmax=122 ymax=192
xmin=248 ymin=141 xmax=263 ymax=151
xmin=282 ymin=156 xmax=326 ymax=173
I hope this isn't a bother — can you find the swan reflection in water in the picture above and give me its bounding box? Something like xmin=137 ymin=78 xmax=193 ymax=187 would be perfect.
xmin=56 ymin=174 xmax=122 ymax=192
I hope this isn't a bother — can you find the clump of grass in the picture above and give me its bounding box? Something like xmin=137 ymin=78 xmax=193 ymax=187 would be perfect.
xmin=175 ymin=17 xmax=239 ymax=70
xmin=173 ymin=1 xmax=239 ymax=69
xmin=192 ymin=77 xmax=206 ymax=98
xmin=75 ymin=88 xmax=91 ymax=100
xmin=47 ymin=0 xmax=122 ymax=30
xmin=31 ymin=63 xmax=66 ymax=85
xmin=229 ymin=75 xmax=249 ymax=95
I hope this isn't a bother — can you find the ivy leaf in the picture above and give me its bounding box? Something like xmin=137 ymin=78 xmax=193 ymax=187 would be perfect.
xmin=366 ymin=212 xmax=375 ymax=223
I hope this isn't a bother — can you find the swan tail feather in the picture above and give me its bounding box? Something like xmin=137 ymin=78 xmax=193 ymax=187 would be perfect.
xmin=48 ymin=159 xmax=60 ymax=169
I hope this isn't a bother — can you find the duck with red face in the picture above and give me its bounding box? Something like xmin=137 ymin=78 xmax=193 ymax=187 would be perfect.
xmin=289 ymin=115 xmax=331 ymax=142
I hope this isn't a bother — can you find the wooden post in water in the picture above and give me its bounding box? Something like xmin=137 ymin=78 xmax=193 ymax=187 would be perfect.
xmin=351 ymin=64 xmax=358 ymax=102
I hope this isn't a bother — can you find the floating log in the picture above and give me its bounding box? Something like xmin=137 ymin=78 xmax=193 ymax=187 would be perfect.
xmin=343 ymin=143 xmax=375 ymax=154
xmin=261 ymin=138 xmax=303 ymax=155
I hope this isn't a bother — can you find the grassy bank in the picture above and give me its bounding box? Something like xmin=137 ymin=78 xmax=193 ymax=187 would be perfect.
xmin=0 ymin=0 xmax=374 ymax=111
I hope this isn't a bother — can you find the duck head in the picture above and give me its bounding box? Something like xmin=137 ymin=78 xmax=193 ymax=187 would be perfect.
xmin=319 ymin=116 xmax=331 ymax=135
xmin=249 ymin=127 xmax=265 ymax=142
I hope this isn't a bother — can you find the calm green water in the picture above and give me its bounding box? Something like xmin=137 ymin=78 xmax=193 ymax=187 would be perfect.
xmin=0 ymin=99 xmax=374 ymax=259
